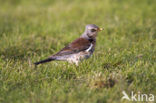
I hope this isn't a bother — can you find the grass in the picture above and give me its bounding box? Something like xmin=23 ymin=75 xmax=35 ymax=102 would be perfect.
xmin=0 ymin=0 xmax=156 ymax=103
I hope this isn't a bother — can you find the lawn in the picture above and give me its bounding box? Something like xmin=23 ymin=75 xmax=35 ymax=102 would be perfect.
xmin=0 ymin=0 xmax=156 ymax=103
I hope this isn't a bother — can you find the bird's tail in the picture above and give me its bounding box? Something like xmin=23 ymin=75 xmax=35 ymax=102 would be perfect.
xmin=34 ymin=57 xmax=55 ymax=65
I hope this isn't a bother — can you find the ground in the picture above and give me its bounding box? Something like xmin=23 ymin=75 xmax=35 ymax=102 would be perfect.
xmin=0 ymin=0 xmax=156 ymax=103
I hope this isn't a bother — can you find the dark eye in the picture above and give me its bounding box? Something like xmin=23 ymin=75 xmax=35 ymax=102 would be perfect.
xmin=91 ymin=29 xmax=96 ymax=32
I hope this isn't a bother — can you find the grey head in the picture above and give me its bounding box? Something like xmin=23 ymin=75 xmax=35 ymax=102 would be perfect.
xmin=81 ymin=24 xmax=104 ymax=39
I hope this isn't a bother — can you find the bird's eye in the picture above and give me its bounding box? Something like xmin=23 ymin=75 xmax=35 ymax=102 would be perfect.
xmin=91 ymin=29 xmax=96 ymax=32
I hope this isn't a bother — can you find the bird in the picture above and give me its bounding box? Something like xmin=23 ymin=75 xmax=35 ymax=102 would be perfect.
xmin=34 ymin=24 xmax=104 ymax=66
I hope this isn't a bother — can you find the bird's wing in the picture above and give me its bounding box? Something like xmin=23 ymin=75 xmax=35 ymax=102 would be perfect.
xmin=53 ymin=38 xmax=91 ymax=56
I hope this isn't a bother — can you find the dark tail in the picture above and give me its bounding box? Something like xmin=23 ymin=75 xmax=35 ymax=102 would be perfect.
xmin=34 ymin=57 xmax=55 ymax=65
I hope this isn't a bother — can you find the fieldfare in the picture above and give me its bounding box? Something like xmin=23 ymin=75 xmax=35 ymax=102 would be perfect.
xmin=34 ymin=24 xmax=103 ymax=65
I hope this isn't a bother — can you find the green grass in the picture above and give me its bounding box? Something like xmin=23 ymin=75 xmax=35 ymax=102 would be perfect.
xmin=0 ymin=0 xmax=156 ymax=103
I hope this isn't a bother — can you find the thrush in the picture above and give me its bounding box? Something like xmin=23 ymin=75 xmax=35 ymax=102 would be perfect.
xmin=34 ymin=24 xmax=104 ymax=65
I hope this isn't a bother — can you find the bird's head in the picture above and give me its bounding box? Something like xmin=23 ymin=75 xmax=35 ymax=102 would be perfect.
xmin=82 ymin=24 xmax=104 ymax=39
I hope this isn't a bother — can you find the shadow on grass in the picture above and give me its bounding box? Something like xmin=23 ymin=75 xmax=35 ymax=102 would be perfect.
xmin=103 ymin=61 xmax=123 ymax=69
xmin=1 ymin=45 xmax=35 ymax=60
xmin=0 ymin=36 xmax=57 ymax=61
xmin=93 ymin=78 xmax=116 ymax=88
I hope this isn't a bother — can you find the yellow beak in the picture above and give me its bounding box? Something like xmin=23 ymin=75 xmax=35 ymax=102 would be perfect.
xmin=98 ymin=28 xmax=104 ymax=31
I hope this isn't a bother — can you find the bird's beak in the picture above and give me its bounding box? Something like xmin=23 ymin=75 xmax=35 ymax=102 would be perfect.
xmin=98 ymin=28 xmax=104 ymax=31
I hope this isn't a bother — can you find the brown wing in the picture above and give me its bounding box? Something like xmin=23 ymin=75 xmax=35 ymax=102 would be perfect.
xmin=54 ymin=38 xmax=91 ymax=56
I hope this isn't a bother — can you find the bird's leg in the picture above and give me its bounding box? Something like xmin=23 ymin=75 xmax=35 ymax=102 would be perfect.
xmin=67 ymin=58 xmax=79 ymax=66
